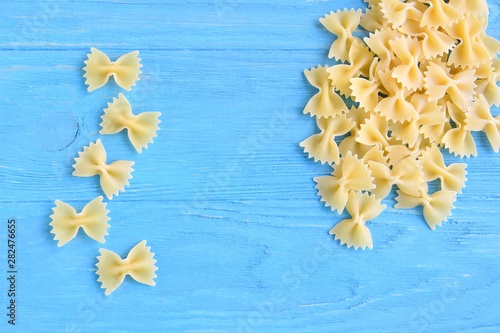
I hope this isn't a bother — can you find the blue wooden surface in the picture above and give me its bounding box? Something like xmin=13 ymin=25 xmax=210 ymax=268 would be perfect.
xmin=1 ymin=0 xmax=500 ymax=332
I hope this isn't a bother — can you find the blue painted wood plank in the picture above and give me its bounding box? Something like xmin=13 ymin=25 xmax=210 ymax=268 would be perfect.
xmin=0 ymin=0 xmax=500 ymax=332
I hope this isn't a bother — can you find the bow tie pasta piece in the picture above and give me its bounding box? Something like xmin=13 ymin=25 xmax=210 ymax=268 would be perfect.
xmin=327 ymin=40 xmax=374 ymax=97
xmin=448 ymin=0 xmax=489 ymax=19
xmin=100 ymin=93 xmax=161 ymax=153
xmin=360 ymin=3 xmax=388 ymax=32
xmin=303 ymin=66 xmax=348 ymax=118
xmin=96 ymin=240 xmax=158 ymax=296
xmin=72 ymin=139 xmax=135 ymax=199
xmin=379 ymin=0 xmax=424 ymax=29
xmin=83 ymin=48 xmax=143 ymax=92
xmin=395 ymin=185 xmax=457 ymax=230
xmin=398 ymin=19 xmax=457 ymax=59
xmin=314 ymin=152 xmax=375 ymax=213
xmin=49 ymin=196 xmax=110 ymax=247
xmin=356 ymin=113 xmax=392 ymax=149
xmin=423 ymin=60 xmax=477 ymax=110
xmin=374 ymin=69 xmax=418 ymax=123
xmin=440 ymin=101 xmax=478 ymax=158
xmin=368 ymin=156 xmax=424 ymax=199
xmin=475 ymin=59 xmax=500 ymax=106
xmin=329 ymin=191 xmax=386 ymax=250
xmin=299 ymin=114 xmax=354 ymax=165
xmin=419 ymin=0 xmax=463 ymax=29
xmin=445 ymin=15 xmax=491 ymax=69
xmin=350 ymin=59 xmax=384 ymax=112
xmin=465 ymin=95 xmax=500 ymax=152
xmin=389 ymin=36 xmax=424 ymax=91
xmin=419 ymin=144 xmax=467 ymax=193
xmin=319 ymin=9 xmax=363 ymax=62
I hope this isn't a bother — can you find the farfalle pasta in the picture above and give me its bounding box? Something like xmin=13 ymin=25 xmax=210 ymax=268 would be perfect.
xmin=49 ymin=196 xmax=110 ymax=247
xmin=314 ymin=152 xmax=375 ymax=213
xmin=303 ymin=66 xmax=348 ymax=118
xmin=83 ymin=48 xmax=142 ymax=92
xmin=96 ymin=240 xmax=158 ymax=295
xmin=73 ymin=139 xmax=135 ymax=199
xmin=300 ymin=114 xmax=354 ymax=165
xmin=100 ymin=93 xmax=161 ymax=153
xmin=329 ymin=191 xmax=386 ymax=250
xmin=320 ymin=9 xmax=363 ymax=62
xmin=301 ymin=0 xmax=500 ymax=250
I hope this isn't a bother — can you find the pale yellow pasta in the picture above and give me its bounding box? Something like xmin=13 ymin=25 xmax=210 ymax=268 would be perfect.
xmin=448 ymin=0 xmax=489 ymax=18
xmin=465 ymin=95 xmax=500 ymax=152
xmin=440 ymin=101 xmax=478 ymax=158
xmin=423 ymin=60 xmax=477 ymax=110
xmin=83 ymin=48 xmax=142 ymax=92
xmin=303 ymin=65 xmax=348 ymax=118
xmin=327 ymin=40 xmax=374 ymax=97
xmin=419 ymin=0 xmax=463 ymax=29
xmin=350 ymin=58 xmax=383 ymax=111
xmin=49 ymin=196 xmax=110 ymax=247
xmin=320 ymin=9 xmax=363 ymax=62
xmin=360 ymin=4 xmax=387 ymax=32
xmin=375 ymin=69 xmax=417 ymax=123
xmin=419 ymin=144 xmax=467 ymax=193
xmin=398 ymin=19 xmax=456 ymax=59
xmin=379 ymin=0 xmax=423 ymax=29
xmin=356 ymin=113 xmax=391 ymax=149
xmin=314 ymin=152 xmax=374 ymax=213
xmin=100 ymin=93 xmax=161 ymax=153
xmin=389 ymin=36 xmax=424 ymax=91
xmin=302 ymin=0 xmax=500 ymax=250
xmin=368 ymin=156 xmax=424 ymax=199
xmin=329 ymin=191 xmax=386 ymax=250
xmin=96 ymin=240 xmax=158 ymax=296
xmin=395 ymin=185 xmax=457 ymax=230
xmin=475 ymin=59 xmax=500 ymax=106
xmin=445 ymin=15 xmax=491 ymax=68
xmin=299 ymin=114 xmax=354 ymax=165
xmin=73 ymin=139 xmax=135 ymax=199
xmin=364 ymin=28 xmax=399 ymax=73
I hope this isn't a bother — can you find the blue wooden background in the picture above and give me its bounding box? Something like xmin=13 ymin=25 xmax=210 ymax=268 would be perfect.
xmin=1 ymin=0 xmax=499 ymax=332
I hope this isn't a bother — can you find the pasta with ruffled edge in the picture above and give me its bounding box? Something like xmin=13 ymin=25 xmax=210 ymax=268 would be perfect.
xmin=96 ymin=240 xmax=158 ymax=296
xmin=303 ymin=66 xmax=348 ymax=118
xmin=314 ymin=152 xmax=375 ymax=213
xmin=49 ymin=196 xmax=110 ymax=247
xmin=73 ymin=139 xmax=135 ymax=199
xmin=299 ymin=114 xmax=354 ymax=165
xmin=300 ymin=0 xmax=500 ymax=250
xmin=329 ymin=191 xmax=386 ymax=250
xmin=100 ymin=93 xmax=161 ymax=153
xmin=83 ymin=47 xmax=142 ymax=92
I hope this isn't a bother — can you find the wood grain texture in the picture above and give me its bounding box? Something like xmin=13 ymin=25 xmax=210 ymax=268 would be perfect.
xmin=0 ymin=0 xmax=499 ymax=332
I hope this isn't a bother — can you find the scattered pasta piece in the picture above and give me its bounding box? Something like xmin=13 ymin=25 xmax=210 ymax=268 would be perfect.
xmin=73 ymin=139 xmax=134 ymax=199
xmin=314 ymin=152 xmax=374 ymax=213
xmin=299 ymin=114 xmax=354 ymax=165
xmin=329 ymin=191 xmax=386 ymax=250
xmin=83 ymin=47 xmax=142 ymax=92
xmin=320 ymin=9 xmax=363 ymax=62
xmin=395 ymin=185 xmax=457 ymax=230
xmin=49 ymin=196 xmax=110 ymax=247
xmin=96 ymin=240 xmax=158 ymax=296
xmin=303 ymin=66 xmax=348 ymax=118
xmin=100 ymin=93 xmax=161 ymax=153
xmin=301 ymin=0 xmax=500 ymax=249
xmin=420 ymin=144 xmax=467 ymax=193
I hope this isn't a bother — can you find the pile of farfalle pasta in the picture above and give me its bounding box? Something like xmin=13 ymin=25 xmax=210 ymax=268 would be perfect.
xmin=300 ymin=0 xmax=500 ymax=250
xmin=49 ymin=48 xmax=160 ymax=295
